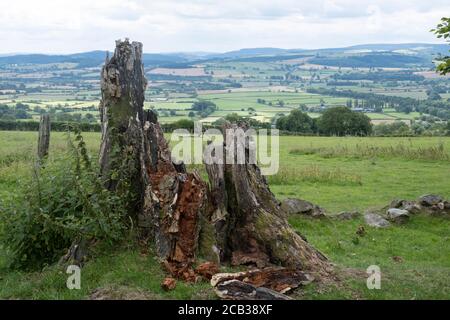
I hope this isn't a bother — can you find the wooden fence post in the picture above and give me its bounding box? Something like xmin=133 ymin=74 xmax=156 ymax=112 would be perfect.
xmin=37 ymin=114 xmax=50 ymax=160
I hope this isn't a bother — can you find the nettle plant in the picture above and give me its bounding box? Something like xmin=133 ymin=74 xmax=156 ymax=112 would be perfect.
xmin=0 ymin=127 xmax=129 ymax=269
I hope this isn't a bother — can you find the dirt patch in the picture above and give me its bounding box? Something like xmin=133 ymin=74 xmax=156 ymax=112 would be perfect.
xmin=89 ymin=286 xmax=162 ymax=300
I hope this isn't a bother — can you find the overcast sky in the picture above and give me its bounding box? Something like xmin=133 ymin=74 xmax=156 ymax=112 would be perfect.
xmin=0 ymin=0 xmax=449 ymax=54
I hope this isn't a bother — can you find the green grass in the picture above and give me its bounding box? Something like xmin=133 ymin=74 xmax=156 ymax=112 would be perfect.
xmin=290 ymin=215 xmax=450 ymax=299
xmin=0 ymin=131 xmax=449 ymax=299
xmin=272 ymin=136 xmax=450 ymax=212
xmin=0 ymin=245 xmax=214 ymax=300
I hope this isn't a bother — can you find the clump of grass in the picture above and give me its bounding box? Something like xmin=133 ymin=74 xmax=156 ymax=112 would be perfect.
xmin=267 ymin=165 xmax=362 ymax=186
xmin=289 ymin=142 xmax=449 ymax=161
xmin=0 ymin=152 xmax=35 ymax=167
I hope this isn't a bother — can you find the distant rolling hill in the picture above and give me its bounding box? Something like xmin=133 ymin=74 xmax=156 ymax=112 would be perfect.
xmin=0 ymin=51 xmax=190 ymax=68
xmin=0 ymin=43 xmax=447 ymax=69
xmin=309 ymin=52 xmax=428 ymax=68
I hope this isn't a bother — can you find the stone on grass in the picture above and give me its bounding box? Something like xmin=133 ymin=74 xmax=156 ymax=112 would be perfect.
xmin=280 ymin=198 xmax=325 ymax=218
xmin=336 ymin=211 xmax=360 ymax=220
xmin=402 ymin=201 xmax=422 ymax=214
xmin=386 ymin=208 xmax=409 ymax=224
xmin=364 ymin=213 xmax=390 ymax=228
xmin=390 ymin=199 xmax=406 ymax=209
xmin=419 ymin=194 xmax=443 ymax=207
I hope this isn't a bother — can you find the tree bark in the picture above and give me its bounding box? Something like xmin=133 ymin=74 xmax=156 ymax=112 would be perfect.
xmin=37 ymin=114 xmax=50 ymax=160
xmin=98 ymin=39 xmax=208 ymax=278
xmin=205 ymin=123 xmax=331 ymax=275
xmin=141 ymin=115 xmax=208 ymax=279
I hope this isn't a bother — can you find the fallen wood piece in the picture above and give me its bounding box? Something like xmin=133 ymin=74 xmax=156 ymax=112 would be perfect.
xmin=161 ymin=277 xmax=177 ymax=291
xmin=195 ymin=261 xmax=220 ymax=280
xmin=215 ymin=279 xmax=292 ymax=300
xmin=211 ymin=267 xmax=314 ymax=294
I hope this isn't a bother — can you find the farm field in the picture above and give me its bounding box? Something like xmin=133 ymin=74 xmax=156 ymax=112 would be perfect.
xmin=0 ymin=131 xmax=449 ymax=299
xmin=0 ymin=88 xmax=426 ymax=125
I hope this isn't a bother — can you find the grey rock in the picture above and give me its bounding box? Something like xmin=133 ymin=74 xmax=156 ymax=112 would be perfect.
xmin=419 ymin=194 xmax=444 ymax=207
xmin=336 ymin=211 xmax=360 ymax=220
xmin=445 ymin=201 xmax=450 ymax=210
xmin=402 ymin=201 xmax=422 ymax=214
xmin=386 ymin=208 xmax=410 ymax=224
xmin=280 ymin=198 xmax=325 ymax=218
xmin=364 ymin=213 xmax=390 ymax=228
xmin=390 ymin=199 xmax=406 ymax=209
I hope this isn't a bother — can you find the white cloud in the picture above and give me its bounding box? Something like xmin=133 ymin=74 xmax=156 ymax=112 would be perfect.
xmin=0 ymin=0 xmax=448 ymax=53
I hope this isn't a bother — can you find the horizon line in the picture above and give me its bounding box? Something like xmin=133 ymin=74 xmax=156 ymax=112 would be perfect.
xmin=0 ymin=41 xmax=447 ymax=56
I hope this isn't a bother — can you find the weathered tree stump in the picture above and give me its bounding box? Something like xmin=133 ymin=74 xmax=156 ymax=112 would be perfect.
xmin=205 ymin=123 xmax=331 ymax=275
xmin=98 ymin=39 xmax=208 ymax=278
xmin=96 ymin=39 xmax=332 ymax=292
xmin=37 ymin=114 xmax=50 ymax=160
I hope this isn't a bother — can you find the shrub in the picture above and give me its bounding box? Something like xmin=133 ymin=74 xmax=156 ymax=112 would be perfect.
xmin=0 ymin=129 xmax=128 ymax=269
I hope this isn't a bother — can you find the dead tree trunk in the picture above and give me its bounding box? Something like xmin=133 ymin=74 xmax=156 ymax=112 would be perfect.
xmin=98 ymin=39 xmax=331 ymax=286
xmin=205 ymin=123 xmax=331 ymax=275
xmin=98 ymin=39 xmax=208 ymax=278
xmin=98 ymin=39 xmax=147 ymax=212
xmin=37 ymin=114 xmax=50 ymax=160
xmin=140 ymin=114 xmax=208 ymax=280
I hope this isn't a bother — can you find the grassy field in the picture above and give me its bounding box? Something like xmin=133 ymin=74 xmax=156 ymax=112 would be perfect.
xmin=0 ymin=131 xmax=449 ymax=299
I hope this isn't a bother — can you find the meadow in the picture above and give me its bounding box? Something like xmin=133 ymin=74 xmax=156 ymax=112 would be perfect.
xmin=0 ymin=131 xmax=449 ymax=299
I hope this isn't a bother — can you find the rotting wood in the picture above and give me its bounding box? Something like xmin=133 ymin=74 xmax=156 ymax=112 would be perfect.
xmin=204 ymin=122 xmax=332 ymax=275
xmin=98 ymin=39 xmax=208 ymax=279
xmin=214 ymin=279 xmax=292 ymax=300
xmin=211 ymin=267 xmax=314 ymax=294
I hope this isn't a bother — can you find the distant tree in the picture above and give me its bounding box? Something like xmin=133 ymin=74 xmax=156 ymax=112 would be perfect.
xmin=14 ymin=109 xmax=32 ymax=119
xmin=188 ymin=111 xmax=195 ymax=117
xmin=225 ymin=113 xmax=244 ymax=123
xmin=169 ymin=110 xmax=177 ymax=116
xmin=299 ymin=104 xmax=308 ymax=112
xmin=431 ymin=17 xmax=450 ymax=75
xmin=426 ymin=89 xmax=442 ymax=101
xmin=84 ymin=113 xmax=95 ymax=122
xmin=170 ymin=119 xmax=195 ymax=131
xmin=346 ymin=99 xmax=352 ymax=108
xmin=276 ymin=109 xmax=315 ymax=133
xmin=15 ymin=103 xmax=30 ymax=111
xmin=373 ymin=121 xmax=411 ymax=136
xmin=192 ymin=100 xmax=217 ymax=118
xmin=318 ymin=107 xmax=372 ymax=136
